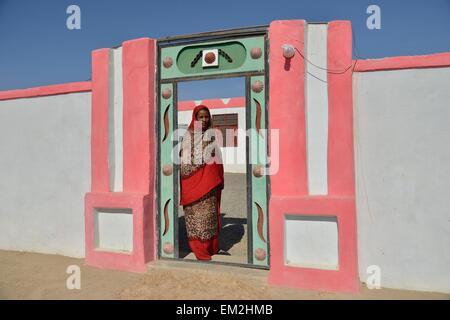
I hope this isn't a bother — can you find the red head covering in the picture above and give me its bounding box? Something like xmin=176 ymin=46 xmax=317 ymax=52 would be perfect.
xmin=188 ymin=105 xmax=211 ymax=131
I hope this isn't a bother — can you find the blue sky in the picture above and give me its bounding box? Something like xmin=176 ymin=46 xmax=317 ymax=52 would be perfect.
xmin=1 ymin=0 xmax=449 ymax=98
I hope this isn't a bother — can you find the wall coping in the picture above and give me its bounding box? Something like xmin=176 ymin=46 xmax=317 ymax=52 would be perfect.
xmin=353 ymin=52 xmax=450 ymax=72
xmin=0 ymin=81 xmax=92 ymax=101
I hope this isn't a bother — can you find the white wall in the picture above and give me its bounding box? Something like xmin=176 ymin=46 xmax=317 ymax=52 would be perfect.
xmin=0 ymin=92 xmax=91 ymax=258
xmin=354 ymin=67 xmax=450 ymax=293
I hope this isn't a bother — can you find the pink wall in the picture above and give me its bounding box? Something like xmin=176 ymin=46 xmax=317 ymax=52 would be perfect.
xmin=267 ymin=20 xmax=359 ymax=293
xmin=90 ymin=49 xmax=110 ymax=192
xmin=328 ymin=22 xmax=355 ymax=196
xmin=122 ymin=38 xmax=157 ymax=263
xmin=85 ymin=192 xmax=152 ymax=272
xmin=354 ymin=52 xmax=450 ymax=72
xmin=267 ymin=20 xmax=308 ymax=197
xmin=84 ymin=38 xmax=157 ymax=272
xmin=122 ymin=39 xmax=157 ymax=194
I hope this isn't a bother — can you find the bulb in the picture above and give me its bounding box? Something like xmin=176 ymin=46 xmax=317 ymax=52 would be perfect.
xmin=282 ymin=44 xmax=295 ymax=59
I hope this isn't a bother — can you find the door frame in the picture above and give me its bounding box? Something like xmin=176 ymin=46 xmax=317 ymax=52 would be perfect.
xmin=156 ymin=27 xmax=271 ymax=269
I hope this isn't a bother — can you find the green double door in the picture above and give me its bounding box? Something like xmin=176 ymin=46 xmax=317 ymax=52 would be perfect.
xmin=157 ymin=34 xmax=269 ymax=267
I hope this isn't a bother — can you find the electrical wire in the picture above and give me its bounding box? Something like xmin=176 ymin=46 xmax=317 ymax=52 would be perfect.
xmin=284 ymin=30 xmax=365 ymax=76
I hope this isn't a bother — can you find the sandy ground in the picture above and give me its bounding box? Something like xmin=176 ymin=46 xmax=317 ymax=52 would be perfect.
xmin=1 ymin=250 xmax=449 ymax=300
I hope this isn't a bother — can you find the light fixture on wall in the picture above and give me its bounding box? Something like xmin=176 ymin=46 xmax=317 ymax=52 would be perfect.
xmin=282 ymin=44 xmax=295 ymax=59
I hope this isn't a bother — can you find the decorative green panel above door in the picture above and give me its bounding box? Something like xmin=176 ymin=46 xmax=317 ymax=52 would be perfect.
xmin=160 ymin=36 xmax=265 ymax=80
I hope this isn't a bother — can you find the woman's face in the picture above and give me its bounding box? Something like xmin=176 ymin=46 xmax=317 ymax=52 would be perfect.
xmin=196 ymin=109 xmax=210 ymax=130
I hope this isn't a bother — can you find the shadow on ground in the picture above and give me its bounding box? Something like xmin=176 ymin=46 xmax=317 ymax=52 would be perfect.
xmin=178 ymin=213 xmax=246 ymax=259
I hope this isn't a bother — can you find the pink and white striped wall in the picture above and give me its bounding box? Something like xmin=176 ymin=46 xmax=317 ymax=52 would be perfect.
xmin=267 ymin=20 xmax=358 ymax=293
xmin=2 ymin=18 xmax=450 ymax=293
xmin=81 ymin=20 xmax=360 ymax=290
xmin=85 ymin=38 xmax=158 ymax=272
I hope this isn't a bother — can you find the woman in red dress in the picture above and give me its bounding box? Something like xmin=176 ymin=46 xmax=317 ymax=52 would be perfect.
xmin=180 ymin=105 xmax=224 ymax=260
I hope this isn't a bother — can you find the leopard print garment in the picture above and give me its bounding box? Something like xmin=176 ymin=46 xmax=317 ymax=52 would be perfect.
xmin=183 ymin=187 xmax=219 ymax=241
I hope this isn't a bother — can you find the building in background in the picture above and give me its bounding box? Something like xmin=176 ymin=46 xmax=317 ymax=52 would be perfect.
xmin=178 ymin=97 xmax=246 ymax=173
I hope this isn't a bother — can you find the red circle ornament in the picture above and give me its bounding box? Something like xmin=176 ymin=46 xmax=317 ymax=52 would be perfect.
xmin=250 ymin=47 xmax=262 ymax=59
xmin=162 ymin=164 xmax=173 ymax=176
xmin=162 ymin=88 xmax=172 ymax=99
xmin=204 ymin=52 xmax=216 ymax=64
xmin=253 ymin=165 xmax=264 ymax=178
xmin=252 ymin=80 xmax=264 ymax=93
xmin=163 ymin=57 xmax=173 ymax=68
xmin=255 ymin=248 xmax=266 ymax=261
xmin=163 ymin=242 xmax=174 ymax=254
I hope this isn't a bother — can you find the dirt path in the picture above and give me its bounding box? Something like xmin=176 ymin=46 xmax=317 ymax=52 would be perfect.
xmin=0 ymin=250 xmax=141 ymax=299
xmin=0 ymin=250 xmax=448 ymax=300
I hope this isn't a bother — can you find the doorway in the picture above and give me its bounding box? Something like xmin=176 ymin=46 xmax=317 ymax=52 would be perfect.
xmin=157 ymin=31 xmax=269 ymax=268
xmin=177 ymin=77 xmax=247 ymax=264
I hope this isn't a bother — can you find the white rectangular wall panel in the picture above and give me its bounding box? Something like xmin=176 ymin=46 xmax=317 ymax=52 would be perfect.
xmin=108 ymin=47 xmax=124 ymax=192
xmin=305 ymin=23 xmax=329 ymax=195
xmin=285 ymin=215 xmax=338 ymax=270
xmin=94 ymin=208 xmax=133 ymax=253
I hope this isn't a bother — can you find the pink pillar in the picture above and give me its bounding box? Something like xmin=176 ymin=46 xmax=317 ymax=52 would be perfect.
xmin=328 ymin=21 xmax=355 ymax=196
xmin=84 ymin=38 xmax=157 ymax=272
xmin=122 ymin=38 xmax=156 ymax=194
xmin=268 ymin=20 xmax=359 ymax=293
xmin=90 ymin=49 xmax=110 ymax=192
xmin=268 ymin=20 xmax=308 ymax=197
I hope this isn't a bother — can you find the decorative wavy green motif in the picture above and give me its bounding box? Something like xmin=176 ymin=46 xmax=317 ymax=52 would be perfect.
xmin=255 ymin=202 xmax=266 ymax=243
xmin=162 ymin=104 xmax=170 ymax=142
xmin=163 ymin=199 xmax=171 ymax=236
xmin=253 ymin=98 xmax=263 ymax=138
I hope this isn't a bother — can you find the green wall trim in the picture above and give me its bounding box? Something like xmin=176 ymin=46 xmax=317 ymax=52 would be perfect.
xmin=250 ymin=75 xmax=269 ymax=266
xmin=159 ymin=83 xmax=175 ymax=258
